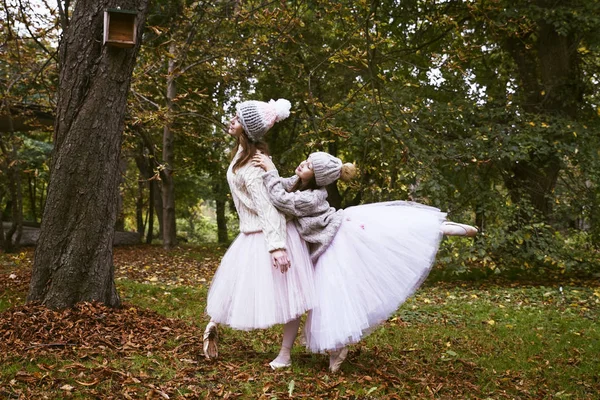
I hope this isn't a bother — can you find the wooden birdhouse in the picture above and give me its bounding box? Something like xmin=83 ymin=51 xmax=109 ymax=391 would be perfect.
xmin=103 ymin=8 xmax=138 ymax=48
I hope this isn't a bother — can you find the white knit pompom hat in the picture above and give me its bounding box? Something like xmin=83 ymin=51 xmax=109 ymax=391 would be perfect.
xmin=309 ymin=152 xmax=343 ymax=186
xmin=235 ymin=98 xmax=292 ymax=141
xmin=309 ymin=152 xmax=357 ymax=187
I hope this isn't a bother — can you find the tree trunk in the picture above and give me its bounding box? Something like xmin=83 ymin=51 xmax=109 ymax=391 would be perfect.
xmin=0 ymin=191 xmax=4 ymax=249
xmin=136 ymin=174 xmax=145 ymax=236
xmin=211 ymin=179 xmax=228 ymax=244
xmin=39 ymin=180 xmax=46 ymax=218
xmin=501 ymin=4 xmax=583 ymax=222
xmin=589 ymin=186 xmax=600 ymax=248
xmin=147 ymin=180 xmax=156 ymax=244
xmin=7 ymin=152 xmax=23 ymax=250
xmin=115 ymin=156 xmax=127 ymax=231
xmin=0 ymin=111 xmax=23 ymax=253
xmin=27 ymin=0 xmax=150 ymax=309
xmin=504 ymin=158 xmax=561 ymax=223
xmin=162 ymin=41 xmax=177 ymax=249
xmin=216 ymin=198 xmax=227 ymax=243
xmin=28 ymin=175 xmax=37 ymax=223
xmin=133 ymin=134 xmax=161 ymax=243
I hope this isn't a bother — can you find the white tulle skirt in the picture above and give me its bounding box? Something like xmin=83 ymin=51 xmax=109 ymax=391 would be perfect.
xmin=206 ymin=221 xmax=315 ymax=330
xmin=303 ymin=201 xmax=446 ymax=352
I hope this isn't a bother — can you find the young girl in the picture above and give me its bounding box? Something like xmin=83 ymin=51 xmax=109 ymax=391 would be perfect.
xmin=253 ymin=151 xmax=477 ymax=372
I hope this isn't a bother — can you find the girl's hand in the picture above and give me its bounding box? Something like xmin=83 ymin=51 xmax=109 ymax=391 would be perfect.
xmin=270 ymin=249 xmax=291 ymax=273
xmin=252 ymin=153 xmax=276 ymax=172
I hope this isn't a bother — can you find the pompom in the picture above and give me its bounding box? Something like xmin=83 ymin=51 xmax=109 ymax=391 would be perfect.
xmin=339 ymin=163 xmax=357 ymax=182
xmin=270 ymin=98 xmax=292 ymax=122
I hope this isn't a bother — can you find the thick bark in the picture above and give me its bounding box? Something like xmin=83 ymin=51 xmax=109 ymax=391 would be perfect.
xmin=27 ymin=0 xmax=150 ymax=309
xmin=161 ymin=42 xmax=177 ymax=249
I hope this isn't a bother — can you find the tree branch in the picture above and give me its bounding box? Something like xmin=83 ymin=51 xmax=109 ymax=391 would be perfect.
xmin=56 ymin=0 xmax=69 ymax=32
xmin=18 ymin=0 xmax=58 ymax=61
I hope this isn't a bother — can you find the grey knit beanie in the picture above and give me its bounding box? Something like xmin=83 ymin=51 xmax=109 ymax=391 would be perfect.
xmin=235 ymin=98 xmax=291 ymax=141
xmin=310 ymin=152 xmax=343 ymax=187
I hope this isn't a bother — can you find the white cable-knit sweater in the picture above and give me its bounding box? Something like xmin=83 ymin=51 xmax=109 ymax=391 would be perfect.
xmin=227 ymin=150 xmax=287 ymax=252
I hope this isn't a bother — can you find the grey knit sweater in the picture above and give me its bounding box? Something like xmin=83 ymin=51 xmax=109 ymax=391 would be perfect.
xmin=262 ymin=170 xmax=343 ymax=262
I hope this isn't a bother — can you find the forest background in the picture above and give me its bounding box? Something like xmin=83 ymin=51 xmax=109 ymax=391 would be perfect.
xmin=2 ymin=0 xmax=600 ymax=280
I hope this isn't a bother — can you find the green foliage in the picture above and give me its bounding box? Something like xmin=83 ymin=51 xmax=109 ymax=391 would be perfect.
xmin=0 ymin=2 xmax=57 ymax=230
xmin=7 ymin=0 xmax=600 ymax=274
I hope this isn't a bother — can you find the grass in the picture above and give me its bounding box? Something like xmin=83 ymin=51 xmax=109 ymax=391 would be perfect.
xmin=118 ymin=279 xmax=208 ymax=321
xmin=122 ymin=281 xmax=600 ymax=398
xmin=392 ymin=287 xmax=600 ymax=398
xmin=1 ymin=247 xmax=599 ymax=398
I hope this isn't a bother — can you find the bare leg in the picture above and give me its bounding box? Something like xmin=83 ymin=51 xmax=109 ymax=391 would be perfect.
xmin=441 ymin=221 xmax=478 ymax=237
xmin=269 ymin=317 xmax=301 ymax=369
xmin=203 ymin=320 xmax=218 ymax=360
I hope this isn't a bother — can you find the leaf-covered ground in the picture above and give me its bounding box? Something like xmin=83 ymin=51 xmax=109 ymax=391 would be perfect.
xmin=0 ymin=246 xmax=599 ymax=399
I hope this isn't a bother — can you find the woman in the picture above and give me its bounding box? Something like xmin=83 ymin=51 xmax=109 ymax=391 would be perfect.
xmin=203 ymin=99 xmax=315 ymax=369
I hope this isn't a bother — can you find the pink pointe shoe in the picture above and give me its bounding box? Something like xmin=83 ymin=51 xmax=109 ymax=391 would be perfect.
xmin=269 ymin=359 xmax=292 ymax=370
xmin=203 ymin=322 xmax=218 ymax=360
xmin=329 ymin=347 xmax=349 ymax=373
xmin=442 ymin=222 xmax=478 ymax=237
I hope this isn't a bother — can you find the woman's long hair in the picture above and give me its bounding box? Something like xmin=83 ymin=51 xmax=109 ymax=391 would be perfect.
xmin=231 ymin=130 xmax=270 ymax=172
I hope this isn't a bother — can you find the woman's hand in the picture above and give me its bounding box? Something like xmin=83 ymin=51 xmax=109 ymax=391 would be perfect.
xmin=252 ymin=153 xmax=276 ymax=172
xmin=270 ymin=249 xmax=291 ymax=273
